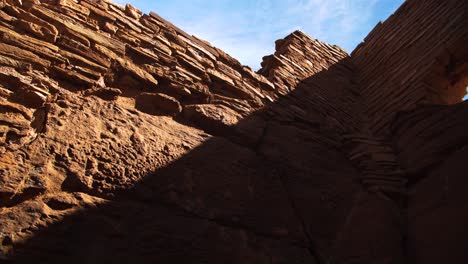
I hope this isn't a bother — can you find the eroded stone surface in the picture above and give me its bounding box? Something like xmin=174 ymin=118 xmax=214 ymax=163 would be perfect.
xmin=0 ymin=0 xmax=352 ymax=262
xmin=0 ymin=0 xmax=467 ymax=263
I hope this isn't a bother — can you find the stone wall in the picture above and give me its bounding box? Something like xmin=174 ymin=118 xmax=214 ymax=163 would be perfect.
xmin=0 ymin=1 xmax=360 ymax=263
xmin=0 ymin=0 xmax=467 ymax=263
xmin=352 ymin=0 xmax=468 ymax=136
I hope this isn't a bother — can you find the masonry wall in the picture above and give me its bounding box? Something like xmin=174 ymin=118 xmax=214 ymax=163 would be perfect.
xmin=0 ymin=1 xmax=360 ymax=263
xmin=352 ymin=0 xmax=468 ymax=136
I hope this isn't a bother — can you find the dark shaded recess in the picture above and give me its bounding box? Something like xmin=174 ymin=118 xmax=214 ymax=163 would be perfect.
xmin=11 ymin=60 xmax=360 ymax=264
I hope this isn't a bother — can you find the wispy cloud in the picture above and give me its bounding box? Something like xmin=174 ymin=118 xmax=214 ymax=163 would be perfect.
xmin=112 ymin=0 xmax=126 ymax=6
xmin=116 ymin=0 xmax=403 ymax=69
xmin=283 ymin=0 xmax=379 ymax=47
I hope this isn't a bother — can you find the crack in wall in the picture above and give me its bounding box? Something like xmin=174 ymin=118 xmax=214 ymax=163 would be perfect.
xmin=252 ymin=122 xmax=326 ymax=264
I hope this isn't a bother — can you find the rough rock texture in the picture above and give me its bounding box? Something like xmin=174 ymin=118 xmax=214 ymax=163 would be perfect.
xmin=0 ymin=0 xmax=467 ymax=263
xmin=352 ymin=0 xmax=468 ymax=136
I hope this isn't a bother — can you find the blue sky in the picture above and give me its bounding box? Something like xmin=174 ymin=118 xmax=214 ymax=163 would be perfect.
xmin=114 ymin=0 xmax=404 ymax=69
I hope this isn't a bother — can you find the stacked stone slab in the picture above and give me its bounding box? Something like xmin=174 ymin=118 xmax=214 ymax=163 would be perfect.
xmin=0 ymin=0 xmax=281 ymax=136
xmin=352 ymin=0 xmax=468 ymax=136
xmin=0 ymin=0 xmax=467 ymax=263
xmin=336 ymin=0 xmax=468 ymax=263
xmin=259 ymin=30 xmax=348 ymax=95
xmin=0 ymin=1 xmax=359 ymax=263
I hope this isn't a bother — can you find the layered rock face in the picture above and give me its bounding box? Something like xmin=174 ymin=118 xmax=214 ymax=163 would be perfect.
xmin=0 ymin=0 xmax=358 ymax=263
xmin=352 ymin=0 xmax=468 ymax=136
xmin=346 ymin=0 xmax=468 ymax=263
xmin=0 ymin=0 xmax=467 ymax=263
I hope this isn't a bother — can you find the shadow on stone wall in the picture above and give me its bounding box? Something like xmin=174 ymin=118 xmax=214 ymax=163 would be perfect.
xmin=8 ymin=59 xmax=362 ymax=264
xmin=6 ymin=55 xmax=468 ymax=264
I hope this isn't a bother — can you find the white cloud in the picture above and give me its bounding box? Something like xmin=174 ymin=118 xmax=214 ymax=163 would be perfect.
xmin=176 ymin=0 xmax=382 ymax=69
xmin=284 ymin=0 xmax=379 ymax=46
xmin=121 ymin=0 xmax=401 ymax=69
xmin=111 ymin=0 xmax=126 ymax=6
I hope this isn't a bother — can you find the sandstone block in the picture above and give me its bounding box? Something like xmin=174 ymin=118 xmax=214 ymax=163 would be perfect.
xmin=136 ymin=92 xmax=182 ymax=116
